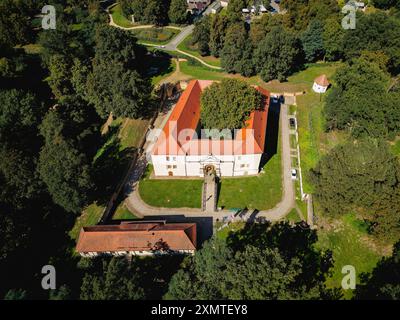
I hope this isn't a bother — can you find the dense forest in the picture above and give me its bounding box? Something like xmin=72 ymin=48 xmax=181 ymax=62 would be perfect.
xmin=0 ymin=0 xmax=158 ymax=299
xmin=0 ymin=0 xmax=399 ymax=300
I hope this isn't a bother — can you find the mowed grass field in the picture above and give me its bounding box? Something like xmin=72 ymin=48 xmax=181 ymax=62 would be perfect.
xmin=316 ymin=213 xmax=384 ymax=300
xmin=177 ymin=34 xmax=222 ymax=67
xmin=391 ymin=138 xmax=400 ymax=156
xmin=217 ymin=143 xmax=282 ymax=210
xmin=69 ymin=203 xmax=104 ymax=240
xmin=109 ymin=4 xmax=134 ymax=28
xmin=133 ymin=27 xmax=180 ymax=45
xmin=139 ymin=138 xmax=282 ymax=211
xmin=139 ymin=165 xmax=203 ymax=208
xmin=293 ymin=63 xmax=348 ymax=193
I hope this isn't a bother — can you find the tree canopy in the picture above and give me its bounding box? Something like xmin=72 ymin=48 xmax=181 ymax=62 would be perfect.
xmin=200 ymin=79 xmax=262 ymax=130
xmin=325 ymin=58 xmax=400 ymax=138
xmin=191 ymin=16 xmax=211 ymax=56
xmin=168 ymin=0 xmax=188 ymax=25
xmin=166 ymin=222 xmax=335 ymax=300
xmin=85 ymin=26 xmax=154 ymax=119
xmin=220 ymin=23 xmax=254 ymax=76
xmin=310 ymin=139 xmax=400 ymax=242
xmin=254 ymin=27 xmax=302 ymax=82
xmin=301 ymin=20 xmax=325 ymax=62
xmin=343 ymin=11 xmax=400 ymax=74
xmin=80 ymin=257 xmax=145 ymax=300
xmin=121 ymin=0 xmax=182 ymax=26
xmin=281 ymin=0 xmax=339 ymax=31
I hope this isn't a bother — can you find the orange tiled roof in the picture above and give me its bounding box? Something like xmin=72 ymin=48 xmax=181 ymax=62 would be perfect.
xmin=314 ymin=74 xmax=330 ymax=87
xmin=76 ymin=221 xmax=196 ymax=253
xmin=153 ymin=80 xmax=269 ymax=156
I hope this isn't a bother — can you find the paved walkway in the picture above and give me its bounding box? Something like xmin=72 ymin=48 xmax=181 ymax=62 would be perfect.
xmin=203 ymin=173 xmax=217 ymax=213
xmin=124 ymin=104 xmax=294 ymax=223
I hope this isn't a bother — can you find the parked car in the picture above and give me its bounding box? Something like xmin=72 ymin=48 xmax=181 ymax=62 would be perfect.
xmin=291 ymin=169 xmax=297 ymax=180
xmin=289 ymin=118 xmax=296 ymax=128
xmin=271 ymin=95 xmax=279 ymax=103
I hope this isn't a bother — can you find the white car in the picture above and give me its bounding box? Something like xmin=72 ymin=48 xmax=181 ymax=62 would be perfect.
xmin=291 ymin=169 xmax=298 ymax=180
xmin=271 ymin=95 xmax=279 ymax=103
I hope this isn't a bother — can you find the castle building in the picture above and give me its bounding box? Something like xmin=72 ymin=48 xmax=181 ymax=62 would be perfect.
xmin=151 ymin=80 xmax=270 ymax=177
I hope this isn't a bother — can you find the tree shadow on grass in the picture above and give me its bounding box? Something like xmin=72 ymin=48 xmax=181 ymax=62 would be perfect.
xmin=144 ymin=50 xmax=174 ymax=79
xmin=354 ymin=241 xmax=400 ymax=300
xmin=259 ymin=99 xmax=281 ymax=170
xmin=90 ymin=125 xmax=136 ymax=205
xmin=0 ymin=195 xmax=84 ymax=299
xmin=135 ymin=254 xmax=185 ymax=299
xmin=226 ymin=221 xmax=341 ymax=299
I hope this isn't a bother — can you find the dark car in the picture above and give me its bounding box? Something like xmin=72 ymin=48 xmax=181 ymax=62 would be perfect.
xmin=289 ymin=118 xmax=296 ymax=128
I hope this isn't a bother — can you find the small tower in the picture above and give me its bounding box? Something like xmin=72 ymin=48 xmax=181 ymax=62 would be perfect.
xmin=312 ymin=74 xmax=330 ymax=93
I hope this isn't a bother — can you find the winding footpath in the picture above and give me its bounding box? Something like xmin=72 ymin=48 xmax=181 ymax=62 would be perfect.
xmin=106 ymin=4 xmax=222 ymax=70
xmin=124 ymin=104 xmax=294 ymax=223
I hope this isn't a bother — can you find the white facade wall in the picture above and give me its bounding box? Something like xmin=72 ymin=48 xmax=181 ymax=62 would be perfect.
xmin=312 ymin=82 xmax=328 ymax=93
xmin=80 ymin=250 xmax=195 ymax=257
xmin=151 ymin=153 xmax=262 ymax=177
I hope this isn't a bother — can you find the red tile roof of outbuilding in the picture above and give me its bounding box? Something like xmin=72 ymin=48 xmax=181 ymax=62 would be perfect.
xmin=76 ymin=221 xmax=196 ymax=253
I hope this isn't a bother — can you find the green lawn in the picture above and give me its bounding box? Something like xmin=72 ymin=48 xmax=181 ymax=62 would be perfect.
xmin=109 ymin=4 xmax=134 ymax=28
xmin=216 ymin=222 xmax=246 ymax=241
xmin=139 ymin=165 xmax=203 ymax=208
xmin=217 ymin=148 xmax=282 ymax=210
xmin=294 ymin=63 xmax=347 ymax=193
xmin=180 ymin=60 xmax=228 ymax=80
xmin=69 ymin=203 xmax=104 ymax=240
xmin=22 ymin=43 xmax=42 ymax=54
xmin=316 ymin=213 xmax=383 ymax=299
xmin=139 ymin=139 xmax=282 ymax=210
xmin=133 ymin=27 xmax=180 ymax=45
xmin=112 ymin=203 xmax=139 ymax=220
xmin=118 ymin=118 xmax=149 ymax=150
xmin=151 ymin=55 xmax=176 ymax=85
xmin=177 ymin=34 xmax=222 ymax=67
xmin=285 ymin=209 xmax=302 ymax=223
xmin=391 ymin=139 xmax=400 ymax=156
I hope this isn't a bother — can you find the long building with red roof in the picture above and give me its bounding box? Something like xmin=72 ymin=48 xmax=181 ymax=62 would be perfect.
xmin=151 ymin=80 xmax=270 ymax=177
xmin=76 ymin=221 xmax=197 ymax=257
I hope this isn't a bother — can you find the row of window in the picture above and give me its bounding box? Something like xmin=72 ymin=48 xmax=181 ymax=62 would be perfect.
xmin=166 ymin=164 xmax=250 ymax=170
xmin=166 ymin=156 xmax=247 ymax=161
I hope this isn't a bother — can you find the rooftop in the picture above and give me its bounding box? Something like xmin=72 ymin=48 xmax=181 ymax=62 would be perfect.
xmin=76 ymin=221 xmax=197 ymax=253
xmin=314 ymin=74 xmax=330 ymax=87
xmin=153 ymin=80 xmax=270 ymax=156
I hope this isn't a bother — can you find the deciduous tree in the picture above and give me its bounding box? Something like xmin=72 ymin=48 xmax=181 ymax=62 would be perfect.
xmin=200 ymin=79 xmax=262 ymax=130
xmin=254 ymin=27 xmax=301 ymax=81
xmin=168 ymin=0 xmax=188 ymax=25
